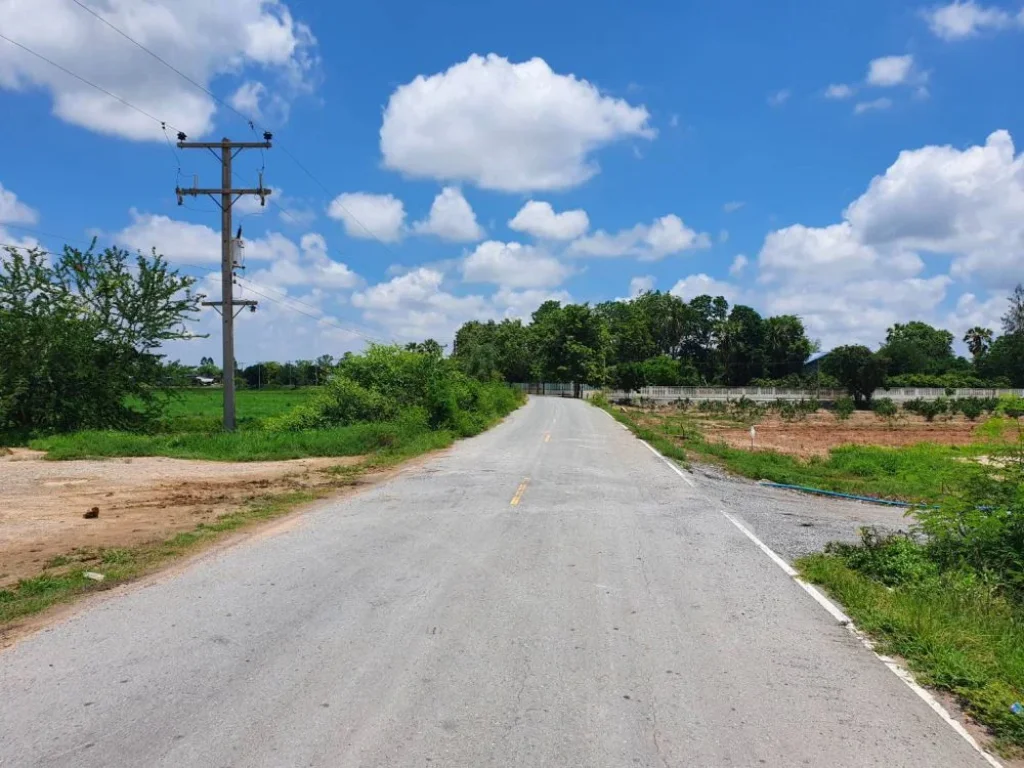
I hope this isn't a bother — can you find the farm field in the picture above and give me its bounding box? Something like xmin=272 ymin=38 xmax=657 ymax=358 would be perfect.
xmin=704 ymin=410 xmax=985 ymax=458
xmin=602 ymin=399 xmax=1016 ymax=504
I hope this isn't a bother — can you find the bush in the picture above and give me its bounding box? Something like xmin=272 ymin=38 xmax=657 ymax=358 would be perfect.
xmin=915 ymin=426 xmax=1024 ymax=598
xmin=834 ymin=396 xmax=855 ymax=421
xmin=825 ymin=528 xmax=937 ymax=587
xmin=872 ymin=398 xmax=897 ymax=418
xmin=265 ymin=345 xmax=523 ymax=436
xmin=959 ymin=398 xmax=985 ymax=421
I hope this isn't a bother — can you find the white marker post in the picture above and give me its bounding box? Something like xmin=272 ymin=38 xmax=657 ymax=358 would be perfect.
xmin=750 ymin=425 xmax=757 ymax=449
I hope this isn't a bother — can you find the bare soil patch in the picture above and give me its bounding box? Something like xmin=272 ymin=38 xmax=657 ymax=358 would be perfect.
xmin=0 ymin=449 xmax=360 ymax=586
xmin=707 ymin=411 xmax=982 ymax=458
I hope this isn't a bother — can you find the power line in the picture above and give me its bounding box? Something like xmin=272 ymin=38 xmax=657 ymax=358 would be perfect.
xmin=62 ymin=1 xmax=403 ymax=256
xmin=0 ymin=32 xmax=178 ymax=132
xmin=233 ymin=279 xmax=387 ymax=344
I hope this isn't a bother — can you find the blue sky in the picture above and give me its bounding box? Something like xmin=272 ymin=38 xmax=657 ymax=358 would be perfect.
xmin=1 ymin=0 xmax=1023 ymax=364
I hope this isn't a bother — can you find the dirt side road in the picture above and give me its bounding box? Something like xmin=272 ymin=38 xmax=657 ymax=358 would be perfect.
xmin=0 ymin=450 xmax=357 ymax=586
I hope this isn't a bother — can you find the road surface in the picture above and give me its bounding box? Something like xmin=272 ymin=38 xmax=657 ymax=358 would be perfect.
xmin=0 ymin=398 xmax=991 ymax=767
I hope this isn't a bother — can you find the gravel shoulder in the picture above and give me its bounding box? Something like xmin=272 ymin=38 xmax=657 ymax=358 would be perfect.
xmin=691 ymin=461 xmax=916 ymax=562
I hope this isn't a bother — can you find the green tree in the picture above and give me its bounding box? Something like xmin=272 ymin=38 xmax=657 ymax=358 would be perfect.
xmin=762 ymin=315 xmax=816 ymax=379
xmin=718 ymin=305 xmax=765 ymax=385
xmin=0 ymin=244 xmax=202 ymax=434
xmin=822 ymin=345 xmax=888 ymax=405
xmin=979 ymin=333 xmax=1024 ymax=387
xmin=529 ymin=302 xmax=610 ymax=385
xmin=963 ymin=327 xmax=994 ymax=361
xmin=1001 ymin=284 xmax=1024 ymax=335
xmin=881 ymin=321 xmax=955 ymax=375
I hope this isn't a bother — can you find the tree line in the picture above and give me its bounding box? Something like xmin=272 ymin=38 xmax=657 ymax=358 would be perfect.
xmin=821 ymin=285 xmax=1024 ymax=402
xmin=449 ymin=286 xmax=1024 ymax=396
xmin=451 ymin=292 xmax=818 ymax=389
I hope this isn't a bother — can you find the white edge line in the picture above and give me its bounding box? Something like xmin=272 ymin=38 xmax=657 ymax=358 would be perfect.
xmin=639 ymin=438 xmax=1003 ymax=767
xmin=639 ymin=440 xmax=695 ymax=487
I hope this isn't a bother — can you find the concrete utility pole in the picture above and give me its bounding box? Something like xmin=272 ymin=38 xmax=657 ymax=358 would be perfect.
xmin=175 ymin=134 xmax=272 ymax=431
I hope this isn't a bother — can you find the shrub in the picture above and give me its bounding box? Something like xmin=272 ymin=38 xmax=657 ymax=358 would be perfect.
xmin=265 ymin=345 xmax=523 ymax=436
xmin=834 ymin=396 xmax=855 ymax=421
xmin=959 ymin=398 xmax=985 ymax=421
xmin=872 ymin=398 xmax=898 ymax=418
xmin=915 ymin=426 xmax=1024 ymax=598
xmin=825 ymin=528 xmax=937 ymax=587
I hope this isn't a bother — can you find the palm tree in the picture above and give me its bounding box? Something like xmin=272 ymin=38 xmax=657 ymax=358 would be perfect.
xmin=963 ymin=327 xmax=994 ymax=360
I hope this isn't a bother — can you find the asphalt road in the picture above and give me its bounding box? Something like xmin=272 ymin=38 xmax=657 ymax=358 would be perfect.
xmin=0 ymin=397 xmax=992 ymax=767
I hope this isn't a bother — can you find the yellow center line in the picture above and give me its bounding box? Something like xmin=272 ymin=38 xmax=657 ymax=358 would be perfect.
xmin=510 ymin=477 xmax=530 ymax=507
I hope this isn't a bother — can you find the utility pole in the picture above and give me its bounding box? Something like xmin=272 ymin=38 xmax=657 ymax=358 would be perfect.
xmin=175 ymin=134 xmax=272 ymax=431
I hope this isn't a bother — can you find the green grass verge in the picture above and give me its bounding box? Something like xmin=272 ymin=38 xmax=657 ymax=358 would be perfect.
xmin=799 ymin=554 xmax=1024 ymax=754
xmin=31 ymin=420 xmax=436 ymax=462
xmin=594 ymin=401 xmax=989 ymax=504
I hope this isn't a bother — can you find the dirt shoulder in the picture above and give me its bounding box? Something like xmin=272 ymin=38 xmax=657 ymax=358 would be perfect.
xmin=0 ymin=449 xmax=361 ymax=587
xmin=700 ymin=411 xmax=981 ymax=459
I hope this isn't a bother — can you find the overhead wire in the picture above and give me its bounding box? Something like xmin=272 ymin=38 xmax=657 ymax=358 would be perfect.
xmin=62 ymin=0 xmax=403 ymax=259
xmin=1 ymin=23 xmax=397 ymax=344
xmin=0 ymin=32 xmax=179 ymax=132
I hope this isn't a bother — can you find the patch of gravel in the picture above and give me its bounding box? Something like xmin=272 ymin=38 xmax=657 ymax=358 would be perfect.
xmin=692 ymin=461 xmax=914 ymax=563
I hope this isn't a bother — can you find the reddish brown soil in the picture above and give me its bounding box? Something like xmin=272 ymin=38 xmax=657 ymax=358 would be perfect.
xmin=706 ymin=411 xmax=983 ymax=459
xmin=0 ymin=450 xmax=361 ymax=586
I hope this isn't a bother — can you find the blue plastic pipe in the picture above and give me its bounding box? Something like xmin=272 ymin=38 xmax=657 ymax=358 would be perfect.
xmin=756 ymin=481 xmax=917 ymax=508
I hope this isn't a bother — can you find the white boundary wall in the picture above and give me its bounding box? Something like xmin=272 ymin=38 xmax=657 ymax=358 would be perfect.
xmin=512 ymin=383 xmax=1024 ymax=403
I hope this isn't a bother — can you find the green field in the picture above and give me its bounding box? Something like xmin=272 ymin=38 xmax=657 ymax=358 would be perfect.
xmin=147 ymin=388 xmax=318 ymax=431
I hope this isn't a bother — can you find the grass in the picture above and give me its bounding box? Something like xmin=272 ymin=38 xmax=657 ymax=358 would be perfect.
xmin=143 ymin=387 xmax=318 ymax=432
xmin=597 ymin=402 xmax=992 ymax=504
xmin=32 ymin=420 xmax=436 ymax=461
xmin=799 ymin=554 xmax=1024 ymax=754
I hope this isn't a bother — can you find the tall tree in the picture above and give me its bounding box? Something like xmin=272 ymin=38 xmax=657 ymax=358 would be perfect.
xmin=882 ymin=321 xmax=955 ymax=375
xmin=963 ymin=327 xmax=994 ymax=361
xmin=762 ymin=315 xmax=816 ymax=379
xmin=1002 ymin=284 xmax=1024 ymax=335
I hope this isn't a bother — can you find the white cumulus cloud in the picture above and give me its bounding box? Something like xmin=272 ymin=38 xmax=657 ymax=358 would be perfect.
xmin=0 ymin=0 xmax=318 ymax=141
xmin=508 ymin=201 xmax=590 ymax=240
xmin=412 ymin=187 xmax=484 ymax=242
xmin=924 ymin=1 xmax=1022 ymax=40
xmin=729 ymin=255 xmax=749 ymax=277
xmin=628 ymin=275 xmax=655 ymax=297
xmin=461 ymin=241 xmax=571 ymax=289
xmin=0 ymin=181 xmax=38 ymax=225
xmin=669 ymin=274 xmax=739 ymax=303
xmin=570 ymin=215 xmax=710 ymax=260
xmin=825 ymin=83 xmax=855 ymax=100
xmin=854 ymin=97 xmax=893 ymax=115
xmin=753 ymin=129 xmax=1024 ymax=349
xmin=327 ymin=192 xmax=406 ymax=243
xmin=379 ymin=53 xmax=654 ymax=192
xmin=866 ymin=55 xmax=917 ymax=87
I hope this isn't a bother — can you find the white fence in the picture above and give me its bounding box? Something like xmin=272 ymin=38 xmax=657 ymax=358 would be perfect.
xmin=512 ymin=383 xmax=1024 ymax=403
